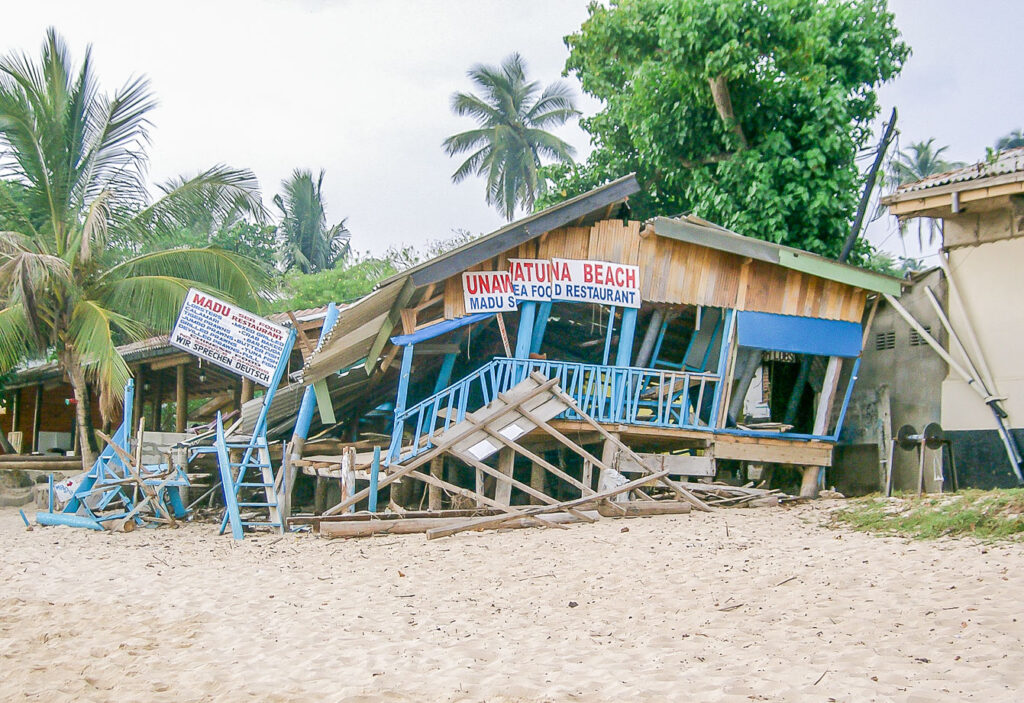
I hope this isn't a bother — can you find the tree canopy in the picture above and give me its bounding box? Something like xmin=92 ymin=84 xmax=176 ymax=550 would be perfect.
xmin=995 ymin=128 xmax=1024 ymax=151
xmin=0 ymin=29 xmax=269 ymax=464
xmin=540 ymin=0 xmax=909 ymax=261
xmin=275 ymin=169 xmax=350 ymax=274
xmin=444 ymin=53 xmax=579 ymax=221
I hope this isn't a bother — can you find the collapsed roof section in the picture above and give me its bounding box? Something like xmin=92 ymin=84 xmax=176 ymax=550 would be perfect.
xmin=301 ymin=175 xmax=902 ymax=386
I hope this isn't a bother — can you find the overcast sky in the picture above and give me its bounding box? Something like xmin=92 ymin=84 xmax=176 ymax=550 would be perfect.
xmin=4 ymin=0 xmax=1022 ymax=264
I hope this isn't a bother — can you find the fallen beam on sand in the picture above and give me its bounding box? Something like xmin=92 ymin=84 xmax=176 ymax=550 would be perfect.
xmin=595 ymin=500 xmax=692 ymax=518
xmin=320 ymin=510 xmax=599 ymax=539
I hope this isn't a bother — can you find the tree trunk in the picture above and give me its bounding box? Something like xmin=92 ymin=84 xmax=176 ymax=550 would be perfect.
xmin=62 ymin=352 xmax=97 ymax=470
xmin=708 ymin=75 xmax=748 ymax=149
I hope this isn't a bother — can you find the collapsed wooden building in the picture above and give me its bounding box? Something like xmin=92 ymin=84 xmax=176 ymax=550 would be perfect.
xmin=275 ymin=175 xmax=902 ymax=520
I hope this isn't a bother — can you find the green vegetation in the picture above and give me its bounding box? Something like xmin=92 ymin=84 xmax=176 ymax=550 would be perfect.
xmin=888 ymin=138 xmax=963 ymax=248
xmin=275 ymin=253 xmax=398 ymax=310
xmin=995 ymin=128 xmax=1024 ymax=151
xmin=832 ymin=490 xmax=1024 ymax=540
xmin=274 ymin=169 xmax=350 ymax=274
xmin=444 ymin=53 xmax=579 ymax=222
xmin=0 ymin=30 xmax=269 ymax=466
xmin=540 ymin=0 xmax=909 ymax=262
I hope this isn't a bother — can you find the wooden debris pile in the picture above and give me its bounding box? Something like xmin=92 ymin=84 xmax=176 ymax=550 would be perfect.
xmin=680 ymin=483 xmax=795 ymax=508
xmin=300 ymin=372 xmax=714 ymax=540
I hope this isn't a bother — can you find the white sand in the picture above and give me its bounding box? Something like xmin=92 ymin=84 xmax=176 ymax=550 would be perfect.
xmin=1 ymin=502 xmax=1022 ymax=702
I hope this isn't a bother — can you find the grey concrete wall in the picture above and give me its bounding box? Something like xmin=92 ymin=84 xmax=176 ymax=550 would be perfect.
xmin=835 ymin=269 xmax=947 ymax=493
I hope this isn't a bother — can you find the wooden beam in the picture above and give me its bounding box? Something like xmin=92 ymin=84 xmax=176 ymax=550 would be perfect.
xmin=31 ymin=384 xmax=42 ymax=453
xmin=148 ymin=354 xmax=193 ymax=371
xmin=287 ymin=311 xmax=315 ymax=360
xmin=175 ymin=363 xmax=188 ymax=432
xmin=426 ymin=468 xmax=673 ymax=540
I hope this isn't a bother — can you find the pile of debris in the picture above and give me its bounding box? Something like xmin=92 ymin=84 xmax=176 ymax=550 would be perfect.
xmin=291 ymin=372 xmax=795 ymax=540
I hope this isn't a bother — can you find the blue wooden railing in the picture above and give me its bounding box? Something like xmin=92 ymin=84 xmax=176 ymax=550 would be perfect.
xmin=387 ymin=357 xmax=721 ymax=464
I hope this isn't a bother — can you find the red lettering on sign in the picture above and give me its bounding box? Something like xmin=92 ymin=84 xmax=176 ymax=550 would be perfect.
xmin=193 ymin=293 xmax=230 ymax=316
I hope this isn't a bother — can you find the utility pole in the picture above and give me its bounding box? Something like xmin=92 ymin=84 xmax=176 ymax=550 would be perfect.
xmin=840 ymin=107 xmax=898 ymax=262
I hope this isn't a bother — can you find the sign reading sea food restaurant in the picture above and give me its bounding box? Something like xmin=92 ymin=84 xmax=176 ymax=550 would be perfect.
xmin=466 ymin=258 xmax=641 ymax=310
xmin=462 ymin=271 xmax=518 ymax=312
xmin=169 ymin=289 xmax=289 ymax=386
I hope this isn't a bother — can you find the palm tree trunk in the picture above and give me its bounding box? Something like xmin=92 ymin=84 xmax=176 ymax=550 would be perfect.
xmin=61 ymin=351 xmax=97 ymax=470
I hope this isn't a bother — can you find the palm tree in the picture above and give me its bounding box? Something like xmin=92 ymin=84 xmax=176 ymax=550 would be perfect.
xmin=889 ymin=138 xmax=964 ymax=248
xmin=0 ymin=29 xmax=269 ymax=467
xmin=996 ymin=129 xmax=1024 ymax=151
xmin=443 ymin=53 xmax=579 ymax=221
xmin=274 ymin=169 xmax=350 ymax=274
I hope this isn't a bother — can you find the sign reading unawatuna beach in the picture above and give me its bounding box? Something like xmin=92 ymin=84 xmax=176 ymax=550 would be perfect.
xmin=169 ymin=289 xmax=289 ymax=386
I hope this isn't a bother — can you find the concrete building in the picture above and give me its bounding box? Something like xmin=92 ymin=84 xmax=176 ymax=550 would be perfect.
xmin=834 ymin=268 xmax=948 ymax=494
xmin=879 ymin=147 xmax=1024 ymax=488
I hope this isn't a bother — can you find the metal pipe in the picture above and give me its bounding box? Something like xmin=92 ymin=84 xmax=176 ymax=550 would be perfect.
xmin=923 ymin=286 xmax=988 ymax=394
xmin=939 ymin=254 xmax=999 ymax=395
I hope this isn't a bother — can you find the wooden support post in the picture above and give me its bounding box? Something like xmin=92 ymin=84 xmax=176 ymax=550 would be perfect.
xmin=314 ymin=477 xmax=327 ymax=515
xmin=530 ymin=301 xmax=553 ymax=355
xmin=496 ymin=447 xmax=514 ymax=506
xmin=152 ymin=372 xmax=164 ymax=431
xmin=515 ymin=302 xmax=537 ymax=359
xmin=801 ymin=356 xmax=842 ymax=497
xmin=635 ymin=308 xmax=664 ymax=368
xmin=368 ymin=446 xmax=381 ymax=512
xmin=429 ymin=455 xmax=443 ymax=510
xmin=395 ymin=344 xmax=414 ymax=416
xmin=598 ymin=432 xmax=619 ymax=490
xmin=240 ymin=377 xmax=254 ymax=405
xmin=530 ymin=459 xmax=545 ymax=504
xmin=175 ymin=363 xmax=188 ymax=433
xmin=474 ymin=464 xmax=485 ymax=507
xmin=31 ymin=384 xmax=42 ymax=453
xmin=615 ymin=307 xmax=638 ymax=367
xmin=132 ymin=366 xmax=145 ymax=433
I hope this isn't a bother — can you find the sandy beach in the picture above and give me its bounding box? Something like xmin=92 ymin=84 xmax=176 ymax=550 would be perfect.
xmin=1 ymin=502 xmax=1021 ymax=702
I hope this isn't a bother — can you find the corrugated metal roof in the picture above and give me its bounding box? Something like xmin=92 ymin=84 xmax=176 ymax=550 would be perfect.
xmin=6 ymin=305 xmax=336 ymax=388
xmin=300 ymin=175 xmax=641 ymax=382
xmin=891 ymin=147 xmax=1024 ymax=195
xmin=651 ymin=215 xmax=905 ymax=295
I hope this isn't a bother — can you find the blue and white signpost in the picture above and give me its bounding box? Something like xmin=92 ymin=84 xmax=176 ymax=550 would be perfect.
xmin=170 ymin=289 xmax=296 ymax=539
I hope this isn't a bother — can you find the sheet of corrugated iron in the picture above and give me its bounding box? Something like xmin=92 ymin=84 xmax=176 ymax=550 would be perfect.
xmin=894 ymin=147 xmax=1024 ymax=194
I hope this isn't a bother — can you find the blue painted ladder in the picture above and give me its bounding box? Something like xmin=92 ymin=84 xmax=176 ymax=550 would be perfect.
xmin=213 ymin=327 xmax=296 ymax=540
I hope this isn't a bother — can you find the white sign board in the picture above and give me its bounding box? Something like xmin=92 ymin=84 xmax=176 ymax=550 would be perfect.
xmin=508 ymin=259 xmax=553 ymax=301
xmin=462 ymin=271 xmax=518 ymax=313
xmin=169 ymin=289 xmax=290 ymax=386
xmin=551 ymin=258 xmax=640 ymax=308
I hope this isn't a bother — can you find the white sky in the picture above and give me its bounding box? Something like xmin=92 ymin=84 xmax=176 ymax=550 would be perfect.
xmin=4 ymin=0 xmax=1022 ymax=264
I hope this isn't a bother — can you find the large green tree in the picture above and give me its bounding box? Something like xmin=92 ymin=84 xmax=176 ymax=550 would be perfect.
xmin=0 ymin=30 xmax=269 ymax=466
xmin=274 ymin=169 xmax=350 ymax=274
xmin=541 ymin=0 xmax=909 ymax=260
xmin=444 ymin=53 xmax=579 ymax=221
